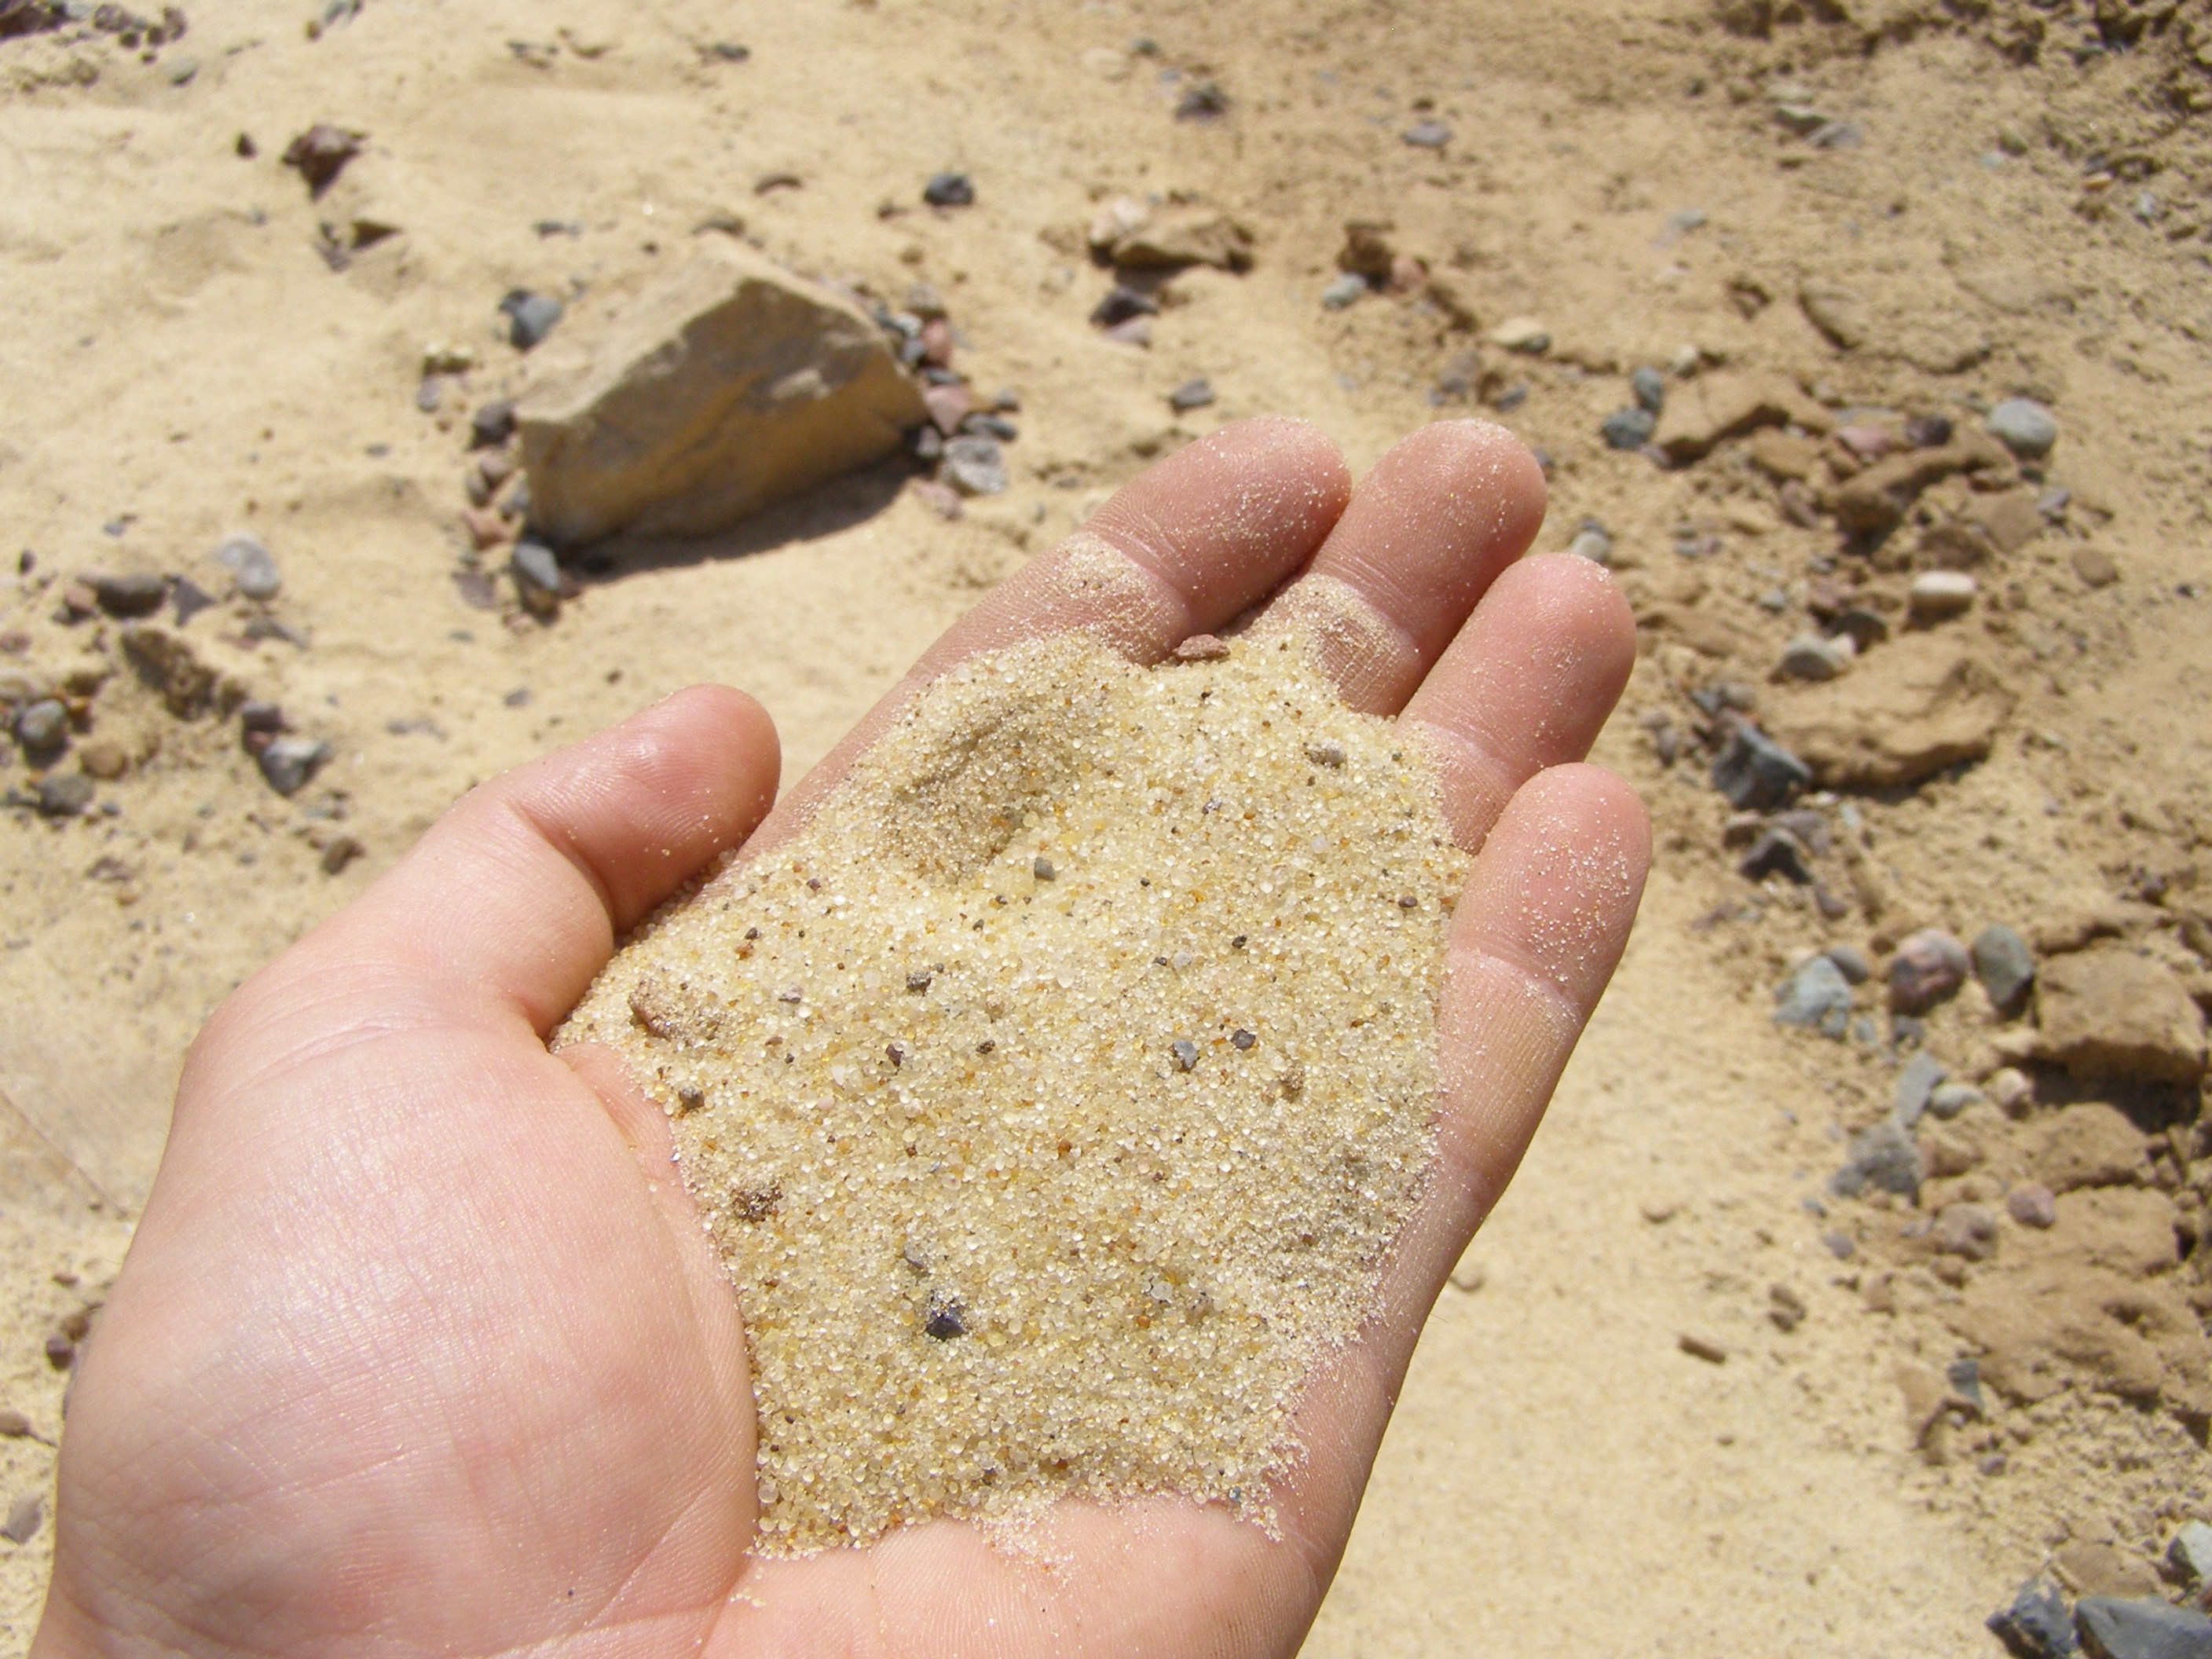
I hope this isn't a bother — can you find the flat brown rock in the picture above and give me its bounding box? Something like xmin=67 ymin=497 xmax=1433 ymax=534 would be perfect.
xmin=2034 ymin=948 xmax=2209 ymax=1083
xmin=1829 ymin=434 xmax=2016 ymax=533
xmin=1112 ymin=209 xmax=1254 ymax=270
xmin=1649 ymin=372 xmax=1831 ymax=464
xmin=1949 ymin=1264 xmax=2211 ymax=1424
xmin=1762 ymin=632 xmax=2014 ymax=787
xmin=2024 ymin=1103 xmax=2150 ymax=1194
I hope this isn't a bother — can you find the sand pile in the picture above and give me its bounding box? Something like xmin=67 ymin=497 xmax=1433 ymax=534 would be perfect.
xmin=559 ymin=630 xmax=1467 ymax=1551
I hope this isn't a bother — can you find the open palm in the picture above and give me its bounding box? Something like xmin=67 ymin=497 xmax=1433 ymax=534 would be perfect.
xmin=35 ymin=419 xmax=1646 ymax=1659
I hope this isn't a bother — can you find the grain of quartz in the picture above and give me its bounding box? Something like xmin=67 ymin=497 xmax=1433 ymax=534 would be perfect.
xmin=559 ymin=631 xmax=1467 ymax=1552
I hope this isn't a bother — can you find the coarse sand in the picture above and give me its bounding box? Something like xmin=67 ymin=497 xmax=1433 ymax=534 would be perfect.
xmin=560 ymin=630 xmax=1467 ymax=1551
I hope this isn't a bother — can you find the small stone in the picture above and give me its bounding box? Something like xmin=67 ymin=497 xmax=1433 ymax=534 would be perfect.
xmin=511 ymin=543 xmax=562 ymax=618
xmin=1677 ymin=1332 xmax=1727 ymax=1364
xmin=240 ymin=701 xmax=287 ymax=735
xmin=1822 ymin=1231 xmax=1857 ymax=1260
xmin=90 ymin=571 xmax=168 ymax=618
xmin=2169 ymin=1521 xmax=2212 ymax=1586
xmin=1825 ymin=945 xmax=1873 ymax=985
xmin=1602 ymin=407 xmax=1657 ymax=450
xmin=1304 ymin=741 xmax=1346 ymax=769
xmin=1711 ymin=724 xmax=1812 ymax=811
xmin=415 ymin=377 xmax=444 ymax=413
xmin=210 ymin=533 xmax=281 ymax=600
xmin=77 ymin=740 xmax=128 ymax=781
xmin=1101 ymin=316 xmax=1153 ymax=348
xmin=1988 ymin=1068 xmax=2033 ymax=1114
xmin=1320 ymin=273 xmax=1368 ymax=310
xmin=2036 ymin=948 xmax=2207 ymax=1083
xmin=42 ymin=1333 xmax=72 ymax=1369
xmin=14 ymin=698 xmax=66 ymax=752
xmin=280 ymin=124 xmax=362 ymax=193
xmin=1632 ymin=366 xmax=1667 ymax=415
xmin=1231 ymin=1029 xmax=1256 ymax=1050
xmin=0 ymin=1411 xmax=27 ymax=1439
xmin=1987 ymin=397 xmax=2058 ymax=459
xmin=1972 ymin=925 xmax=2036 ymax=1011
xmin=1032 ymin=856 xmax=1056 ymax=881
xmin=499 ymin=290 xmax=565 ymax=350
xmin=1774 ymin=955 xmax=1854 ymax=1038
xmin=1906 ymin=414 xmax=1954 ymax=449
xmin=921 ymin=383 xmax=971 ymax=435
xmin=1488 ymin=317 xmax=1551 ymax=353
xmin=1910 ymin=570 xmax=1978 ymax=623
xmin=1776 ymin=633 xmax=1854 ymax=682
xmin=1567 ymin=520 xmax=1613 ymax=565
xmin=905 ymin=970 xmax=932 ymax=993
xmin=1 ymin=1496 xmax=40 ymax=1546
xmin=1894 ymin=1050 xmax=1946 ymax=1126
xmin=1168 ymin=378 xmax=1215 ymax=412
xmin=470 ymin=400 xmax=517 ymax=449
xmin=1837 ymin=423 xmax=1894 ymax=463
xmin=1171 ymin=635 xmax=1232 ymax=663
xmin=320 ymin=835 xmax=364 ymax=876
xmin=2074 ymin=1598 xmax=2212 ymax=1659
xmin=1888 ymin=928 xmax=1971 ymax=1014
xmin=1170 ymin=1038 xmax=1199 ymax=1072
xmin=923 ymin=1299 xmax=967 ymax=1340
xmin=258 ymin=737 xmax=331 ymax=797
xmin=1738 ymin=829 xmax=1813 ymax=885
xmin=1768 ymin=1284 xmax=1808 ymax=1331
xmin=939 ymin=435 xmax=1008 ymax=496
xmin=961 ymin=412 xmax=1019 ymax=442
xmin=1402 ymin=120 xmax=1451 ymax=148
xmin=1928 ymin=1083 xmax=1984 ymax=1120
xmin=1174 ymin=80 xmax=1229 ymax=122
xmin=2006 ymin=1183 xmax=2058 ymax=1229
xmin=921 ymin=171 xmax=974 ymax=208
xmin=463 ymin=507 xmax=512 ymax=551
xmin=36 ymin=774 xmax=93 ymax=818
xmin=1935 ymin=1202 xmax=1999 ymax=1262
xmin=2073 ymin=548 xmax=2120 ymax=589
xmin=917 ymin=316 xmax=954 ymax=368
xmin=1831 ymin=1119 xmax=1921 ymax=1201
xmin=1090 ymin=285 xmax=1159 ymax=328
xmin=1987 ymin=1577 xmax=2078 ymax=1659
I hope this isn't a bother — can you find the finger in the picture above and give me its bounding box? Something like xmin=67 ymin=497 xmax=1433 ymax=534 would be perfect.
xmin=753 ymin=416 xmax=1351 ymax=846
xmin=1400 ymin=552 xmax=1638 ymax=851
xmin=1252 ymin=419 xmax=1547 ymax=715
xmin=243 ymin=685 xmax=781 ymax=1038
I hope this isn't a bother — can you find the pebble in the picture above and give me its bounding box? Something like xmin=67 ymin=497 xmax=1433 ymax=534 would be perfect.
xmin=2073 ymin=548 xmax=2119 ymax=589
xmin=1972 ymin=924 xmax=2036 ymax=1010
xmin=1888 ymin=928 xmax=1971 ymax=1013
xmin=1 ymin=1496 xmax=40 ymax=1547
xmin=320 ymin=835 xmax=364 ymax=876
xmin=258 ymin=737 xmax=331 ymax=797
xmin=213 ymin=533 xmax=282 ymax=600
xmin=1602 ymin=407 xmax=1657 ymax=449
xmin=922 ymin=383 xmax=971 ymax=435
xmin=1987 ymin=397 xmax=2058 ymax=459
xmin=1170 ymin=1038 xmax=1199 ymax=1071
xmin=0 ymin=1410 xmax=27 ymax=1439
xmin=1738 ymin=828 xmax=1812 ymax=885
xmin=1905 ymin=413 xmax=1954 ymax=449
xmin=1169 ymin=378 xmax=1215 ymax=412
xmin=499 ymin=290 xmax=565 ymax=350
xmin=1769 ymin=1284 xmax=1807 ymax=1331
xmin=1488 ymin=317 xmax=1551 ymax=353
xmin=415 ymin=377 xmax=443 ymax=413
xmin=2169 ymin=1521 xmax=2212 ymax=1585
xmin=1402 ymin=120 xmax=1451 ymax=148
xmin=1986 ymin=1577 xmax=2077 ymax=1659
xmin=962 ymin=414 xmax=1018 ymax=441
xmin=1320 ymin=273 xmax=1368 ymax=309
xmin=1567 ymin=519 xmax=1613 ymax=565
xmin=940 ymin=435 xmax=1008 ymax=496
xmin=1909 ymin=570 xmax=1977 ymax=622
xmin=1090 ymin=285 xmax=1159 ymax=328
xmin=470 ymin=400 xmax=517 ymax=449
xmin=511 ymin=543 xmax=562 ymax=618
xmin=35 ymin=778 xmax=92 ymax=822
xmin=2074 ymin=1597 xmax=2212 ymax=1659
xmin=1837 ymin=423 xmax=1894 ymax=463
xmin=1928 ymin=1082 xmax=1985 ymax=1120
xmin=1776 ymin=633 xmax=1854 ymax=681
xmin=1824 ymin=944 xmax=1872 ymax=985
xmin=1829 ymin=1119 xmax=1921 ymax=1201
xmin=1632 ymin=365 xmax=1667 ymax=415
xmin=1711 ymin=724 xmax=1811 ymax=811
xmin=1935 ymin=1202 xmax=1999 ymax=1261
xmin=171 ymin=576 xmax=218 ymax=625
xmin=280 ymin=123 xmax=362 ymax=192
xmin=910 ymin=425 xmax=945 ymax=463
xmin=90 ymin=571 xmax=168 ymax=618
xmin=1774 ymin=954 xmax=1853 ymax=1038
xmin=1174 ymin=80 xmax=1229 ymax=121
xmin=1676 ymin=1333 xmax=1727 ymax=1364
xmin=918 ymin=317 xmax=954 ymax=368
xmin=921 ymin=171 xmax=974 ymax=207
xmin=1102 ymin=317 xmax=1153 ymax=348
xmin=2007 ymin=1184 xmax=2058 ymax=1229
xmin=14 ymin=698 xmax=66 ymax=752
xmin=1988 ymin=1067 xmax=2033 ymax=1114
xmin=1822 ymin=1230 xmax=1857 ymax=1260
xmin=1894 ymin=1050 xmax=1946 ymax=1126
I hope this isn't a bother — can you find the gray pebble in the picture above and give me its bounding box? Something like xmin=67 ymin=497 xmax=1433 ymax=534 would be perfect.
xmin=90 ymin=570 xmax=168 ymax=617
xmin=940 ymin=435 xmax=1007 ymax=496
xmin=14 ymin=699 xmax=66 ymax=752
xmin=2169 ymin=1521 xmax=2212 ymax=1586
xmin=1829 ymin=1119 xmax=1920 ymax=1201
xmin=921 ymin=171 xmax=974 ymax=207
xmin=1776 ymin=634 xmax=1853 ymax=682
xmin=1032 ymin=855 xmax=1055 ymax=881
xmin=511 ymin=543 xmax=562 ymax=617
xmin=1 ymin=1496 xmax=39 ymax=1546
xmin=1893 ymin=1050 xmax=1946 ymax=1126
xmin=1987 ymin=397 xmax=2058 ymax=459
xmin=1928 ymin=1082 xmax=1985 ymax=1119
xmin=258 ymin=737 xmax=331 ymax=798
xmin=1935 ymin=1203 xmax=1998 ymax=1261
xmin=1304 ymin=741 xmax=1346 ymax=768
xmin=1986 ymin=1578 xmax=2076 ymax=1659
xmin=1738 ymin=828 xmax=1812 ymax=885
xmin=499 ymin=291 xmax=564 ymax=350
xmin=1402 ymin=121 xmax=1451 ymax=148
xmin=1602 ymin=407 xmax=1657 ymax=449
xmin=415 ymin=377 xmax=443 ymax=413
xmin=1169 ymin=378 xmax=1215 ymax=412
xmin=1631 ymin=365 xmax=1667 ymax=415
xmin=214 ymin=533 xmax=282 ymax=601
xmin=1090 ymin=285 xmax=1159 ymax=328
xmin=1774 ymin=955 xmax=1853 ymax=1038
xmin=1170 ymin=1038 xmax=1199 ymax=1072
xmin=1320 ymin=273 xmax=1368 ymax=310
xmin=36 ymin=773 xmax=93 ymax=818
xmin=470 ymin=400 xmax=517 ymax=449
xmin=2075 ymin=1597 xmax=2212 ymax=1659
xmin=1567 ymin=519 xmax=1613 ymax=565
xmin=1972 ymin=924 xmax=2035 ymax=1011
xmin=1711 ymin=724 xmax=1811 ymax=811
xmin=962 ymin=413 xmax=1019 ymax=441
xmin=1823 ymin=944 xmax=1872 ymax=985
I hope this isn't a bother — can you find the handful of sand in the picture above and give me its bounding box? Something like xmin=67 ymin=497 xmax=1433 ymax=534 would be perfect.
xmin=558 ymin=630 xmax=1467 ymax=1551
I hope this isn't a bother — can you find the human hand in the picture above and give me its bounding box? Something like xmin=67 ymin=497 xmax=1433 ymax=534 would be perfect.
xmin=35 ymin=418 xmax=1646 ymax=1659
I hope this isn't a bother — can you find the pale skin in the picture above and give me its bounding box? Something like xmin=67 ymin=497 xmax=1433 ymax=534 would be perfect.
xmin=35 ymin=418 xmax=1649 ymax=1659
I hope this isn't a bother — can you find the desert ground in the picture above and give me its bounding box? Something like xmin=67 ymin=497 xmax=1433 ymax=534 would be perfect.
xmin=3 ymin=0 xmax=2211 ymax=1652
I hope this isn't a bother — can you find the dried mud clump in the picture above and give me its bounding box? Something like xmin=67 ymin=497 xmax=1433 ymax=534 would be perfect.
xmin=560 ymin=632 xmax=1468 ymax=1552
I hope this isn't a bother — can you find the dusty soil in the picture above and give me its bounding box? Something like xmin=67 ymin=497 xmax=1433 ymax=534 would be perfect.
xmin=4 ymin=0 xmax=2211 ymax=1652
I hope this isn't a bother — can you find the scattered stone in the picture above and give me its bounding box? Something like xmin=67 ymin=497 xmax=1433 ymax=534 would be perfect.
xmin=1763 ymin=634 xmax=2015 ymax=789
xmin=1987 ymin=1577 xmax=2078 ymax=1659
xmin=1768 ymin=1284 xmax=1807 ymax=1331
xmin=1909 ymin=571 xmax=1977 ymax=623
xmin=1829 ymin=432 xmax=2017 ymax=533
xmin=1987 ymin=397 xmax=2059 ymax=460
xmin=1894 ymin=1050 xmax=1946 ymax=1126
xmin=1889 ymin=928 xmax=1972 ymax=1014
xmin=1169 ymin=378 xmax=1215 ymax=412
xmin=1320 ymin=273 xmax=1368 ymax=310
xmin=1837 ymin=423 xmax=1894 ymax=463
xmin=1936 ymin=1202 xmax=2000 ymax=1262
xmin=1090 ymin=285 xmax=1160 ymax=328
xmin=2030 ymin=1103 xmax=2150 ymax=1192
xmin=320 ymin=834 xmax=364 ymax=876
xmin=1602 ymin=407 xmax=1657 ymax=450
xmin=2170 ymin=1522 xmax=2212 ymax=1586
xmin=1650 ymin=370 xmax=1829 ymax=464
xmin=1989 ymin=1068 xmax=2034 ymax=1114
xmin=1677 ymin=1332 xmax=1728 ymax=1364
xmin=2073 ymin=548 xmax=2120 ymax=590
xmin=921 ymin=171 xmax=974 ymax=208
xmin=2035 ymin=949 xmax=2208 ymax=1084
xmin=1632 ymin=365 xmax=1667 ymax=415
xmin=908 ymin=478 xmax=961 ymax=520
xmin=1087 ymin=196 xmax=1151 ymax=252
xmin=89 ymin=571 xmax=168 ymax=618
xmin=469 ymin=400 xmax=517 ymax=449
xmin=1928 ymin=1083 xmax=1984 ymax=1120
xmin=1711 ymin=723 xmax=1811 ymax=811
xmin=2074 ymin=1597 xmax=2212 ymax=1659
xmin=1111 ymin=211 xmax=1253 ymax=272
xmin=1972 ymin=925 xmax=2036 ymax=1012
xmin=511 ymin=543 xmax=562 ymax=618
xmin=516 ymin=242 xmax=927 ymax=544
xmin=1488 ymin=317 xmax=1551 ymax=353
xmin=1174 ymin=80 xmax=1229 ymax=121
xmin=940 ymin=435 xmax=1008 ymax=496
xmin=1775 ymin=633 xmax=1854 ymax=682
xmin=1102 ymin=317 xmax=1153 ymax=348
xmin=78 ymin=740 xmax=128 ymax=781
xmin=1831 ymin=1119 xmax=1921 ymax=1201
xmin=961 ymin=414 xmax=1017 ymax=442
xmin=1567 ymin=520 xmax=1613 ymax=564
xmin=1 ymin=1496 xmax=40 ymax=1546
xmin=1738 ymin=828 xmax=1812 ymax=884
xmin=1825 ymin=944 xmax=1873 ymax=985
xmin=2007 ymin=1184 xmax=2059 ymax=1229
xmin=206 ymin=531 xmax=279 ymax=602
xmin=36 ymin=773 xmax=93 ymax=818
xmin=500 ymin=290 xmax=565 ymax=350
xmin=921 ymin=383 xmax=971 ymax=435
xmin=1172 ymin=635 xmax=1232 ymax=663
xmin=1822 ymin=1231 xmax=1857 ymax=1260
xmin=257 ymin=737 xmax=331 ymax=797
xmin=1169 ymin=1038 xmax=1199 ymax=1071
xmin=1775 ymin=954 xmax=1854 ymax=1037
xmin=14 ymin=698 xmax=66 ymax=753
xmin=1906 ymin=413 xmax=1955 ymax=449
xmin=280 ymin=124 xmax=362 ymax=195
xmin=1401 ymin=120 xmax=1450 ymax=148
xmin=917 ymin=317 xmax=954 ymax=368
xmin=462 ymin=507 xmax=511 ymax=551
xmin=0 ymin=1411 xmax=27 ymax=1440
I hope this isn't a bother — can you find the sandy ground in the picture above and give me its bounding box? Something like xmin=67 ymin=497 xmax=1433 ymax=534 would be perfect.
xmin=4 ymin=0 xmax=2212 ymax=1651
